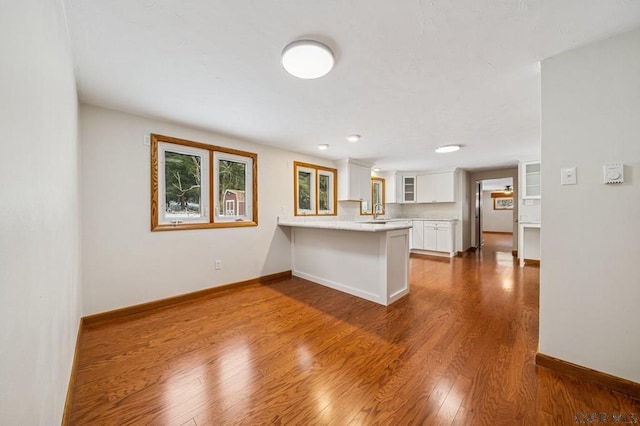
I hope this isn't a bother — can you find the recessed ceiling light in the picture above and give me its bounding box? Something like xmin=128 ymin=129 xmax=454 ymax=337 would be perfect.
xmin=372 ymin=167 xmax=381 ymax=172
xmin=318 ymin=144 xmax=329 ymax=150
xmin=281 ymin=40 xmax=334 ymax=79
xmin=435 ymin=145 xmax=461 ymax=153
xmin=346 ymin=134 xmax=361 ymax=143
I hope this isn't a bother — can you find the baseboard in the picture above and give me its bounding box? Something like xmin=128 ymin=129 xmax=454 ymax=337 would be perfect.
xmin=83 ymin=270 xmax=292 ymax=326
xmin=62 ymin=317 xmax=84 ymax=426
xmin=456 ymin=247 xmax=476 ymax=257
xmin=410 ymin=251 xmax=453 ymax=260
xmin=536 ymin=353 xmax=640 ymax=400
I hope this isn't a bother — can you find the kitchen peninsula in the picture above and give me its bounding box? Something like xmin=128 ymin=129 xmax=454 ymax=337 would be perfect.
xmin=278 ymin=219 xmax=411 ymax=305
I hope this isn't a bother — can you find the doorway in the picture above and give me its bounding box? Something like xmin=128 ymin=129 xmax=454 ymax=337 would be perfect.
xmin=474 ymin=177 xmax=514 ymax=249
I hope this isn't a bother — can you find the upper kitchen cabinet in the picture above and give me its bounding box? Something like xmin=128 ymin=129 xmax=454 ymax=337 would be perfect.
xmin=336 ymin=158 xmax=373 ymax=202
xmin=400 ymin=175 xmax=416 ymax=203
xmin=416 ymin=172 xmax=455 ymax=203
xmin=520 ymin=161 xmax=541 ymax=199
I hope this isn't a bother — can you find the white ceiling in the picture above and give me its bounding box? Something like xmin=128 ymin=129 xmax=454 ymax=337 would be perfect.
xmin=482 ymin=177 xmax=513 ymax=191
xmin=63 ymin=1 xmax=640 ymax=172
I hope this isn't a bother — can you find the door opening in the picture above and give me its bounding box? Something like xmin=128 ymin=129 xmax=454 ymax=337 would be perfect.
xmin=474 ymin=177 xmax=515 ymax=250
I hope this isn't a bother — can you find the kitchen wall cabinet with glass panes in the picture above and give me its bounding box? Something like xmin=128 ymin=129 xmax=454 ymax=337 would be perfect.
xmin=400 ymin=175 xmax=416 ymax=203
xmin=520 ymin=161 xmax=541 ymax=199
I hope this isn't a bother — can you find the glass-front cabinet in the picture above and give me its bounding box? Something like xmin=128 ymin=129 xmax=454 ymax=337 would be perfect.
xmin=401 ymin=175 xmax=416 ymax=203
xmin=521 ymin=161 xmax=541 ymax=199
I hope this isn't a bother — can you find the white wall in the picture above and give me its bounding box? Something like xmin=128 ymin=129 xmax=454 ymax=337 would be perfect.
xmin=0 ymin=0 xmax=81 ymax=423
xmin=80 ymin=105 xmax=335 ymax=314
xmin=540 ymin=27 xmax=640 ymax=382
xmin=481 ymin=191 xmax=513 ymax=233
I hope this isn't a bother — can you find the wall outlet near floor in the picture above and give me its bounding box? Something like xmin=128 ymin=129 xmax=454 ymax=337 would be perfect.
xmin=215 ymin=260 xmax=222 ymax=270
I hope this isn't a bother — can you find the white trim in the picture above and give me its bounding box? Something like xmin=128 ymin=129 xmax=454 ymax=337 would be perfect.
xmin=295 ymin=165 xmax=316 ymax=215
xmin=317 ymin=169 xmax=334 ymax=215
xmin=158 ymin=142 xmax=209 ymax=225
xmin=214 ymin=151 xmax=253 ymax=222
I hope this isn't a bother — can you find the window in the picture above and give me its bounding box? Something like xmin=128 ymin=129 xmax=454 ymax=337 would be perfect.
xmin=294 ymin=161 xmax=337 ymax=216
xmin=360 ymin=177 xmax=386 ymax=215
xmin=214 ymin=151 xmax=254 ymax=223
xmin=151 ymin=134 xmax=257 ymax=231
xmin=158 ymin=142 xmax=209 ymax=225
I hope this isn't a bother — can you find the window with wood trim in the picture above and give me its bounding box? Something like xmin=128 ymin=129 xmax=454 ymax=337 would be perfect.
xmin=361 ymin=177 xmax=386 ymax=215
xmin=294 ymin=161 xmax=337 ymax=216
xmin=151 ymin=134 xmax=257 ymax=231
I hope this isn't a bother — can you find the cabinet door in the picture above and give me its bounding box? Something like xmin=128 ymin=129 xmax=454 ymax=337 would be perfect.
xmin=521 ymin=161 xmax=541 ymax=199
xmin=337 ymin=160 xmax=372 ymax=201
xmin=423 ymin=223 xmax=438 ymax=251
xmin=416 ymin=174 xmax=434 ymax=203
xmin=402 ymin=176 xmax=416 ymax=203
xmin=411 ymin=221 xmax=424 ymax=249
xmin=433 ymin=172 xmax=455 ymax=202
xmin=417 ymin=172 xmax=455 ymax=203
xmin=436 ymin=227 xmax=452 ymax=253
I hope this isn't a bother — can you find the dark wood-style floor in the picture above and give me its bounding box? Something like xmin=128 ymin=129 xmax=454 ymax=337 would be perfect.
xmin=68 ymin=233 xmax=639 ymax=425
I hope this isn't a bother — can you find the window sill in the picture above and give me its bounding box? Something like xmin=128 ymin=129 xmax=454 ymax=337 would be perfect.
xmin=151 ymin=221 xmax=258 ymax=232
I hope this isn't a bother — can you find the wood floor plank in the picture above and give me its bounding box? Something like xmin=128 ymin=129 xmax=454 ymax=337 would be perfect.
xmin=68 ymin=233 xmax=640 ymax=425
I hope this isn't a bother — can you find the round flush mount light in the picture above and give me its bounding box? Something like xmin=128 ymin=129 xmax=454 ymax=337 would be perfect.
xmin=282 ymin=40 xmax=334 ymax=79
xmin=372 ymin=167 xmax=381 ymax=172
xmin=435 ymin=145 xmax=461 ymax=153
xmin=318 ymin=144 xmax=329 ymax=150
xmin=346 ymin=134 xmax=361 ymax=143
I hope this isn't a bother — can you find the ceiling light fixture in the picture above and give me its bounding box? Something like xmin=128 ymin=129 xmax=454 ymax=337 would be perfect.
xmin=372 ymin=167 xmax=381 ymax=172
xmin=281 ymin=40 xmax=334 ymax=79
xmin=346 ymin=134 xmax=361 ymax=143
xmin=435 ymin=145 xmax=461 ymax=153
xmin=318 ymin=144 xmax=329 ymax=150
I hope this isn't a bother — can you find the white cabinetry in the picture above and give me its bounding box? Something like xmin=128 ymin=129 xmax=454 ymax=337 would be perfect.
xmin=400 ymin=175 xmax=416 ymax=203
xmin=411 ymin=220 xmax=424 ymax=249
xmin=521 ymin=161 xmax=541 ymax=199
xmin=411 ymin=220 xmax=456 ymax=257
xmin=337 ymin=158 xmax=372 ymax=201
xmin=416 ymin=172 xmax=455 ymax=203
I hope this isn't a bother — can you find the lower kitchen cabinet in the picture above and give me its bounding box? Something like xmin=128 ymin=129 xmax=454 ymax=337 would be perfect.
xmin=411 ymin=220 xmax=456 ymax=257
xmin=411 ymin=221 xmax=424 ymax=249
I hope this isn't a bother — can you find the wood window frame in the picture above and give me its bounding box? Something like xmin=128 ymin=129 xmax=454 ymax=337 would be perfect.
xmin=361 ymin=177 xmax=386 ymax=215
xmin=293 ymin=161 xmax=337 ymax=216
xmin=151 ymin=133 xmax=258 ymax=231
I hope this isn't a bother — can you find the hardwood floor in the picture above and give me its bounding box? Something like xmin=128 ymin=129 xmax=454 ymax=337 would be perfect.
xmin=68 ymin=233 xmax=639 ymax=425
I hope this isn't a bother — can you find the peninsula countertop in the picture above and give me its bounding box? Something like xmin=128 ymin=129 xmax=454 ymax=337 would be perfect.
xmin=277 ymin=218 xmax=412 ymax=233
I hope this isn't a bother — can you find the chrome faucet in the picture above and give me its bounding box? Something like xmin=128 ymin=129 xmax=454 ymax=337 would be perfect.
xmin=373 ymin=203 xmax=384 ymax=220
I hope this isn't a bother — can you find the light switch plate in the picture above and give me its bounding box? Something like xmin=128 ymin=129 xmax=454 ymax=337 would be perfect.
xmin=561 ymin=167 xmax=577 ymax=185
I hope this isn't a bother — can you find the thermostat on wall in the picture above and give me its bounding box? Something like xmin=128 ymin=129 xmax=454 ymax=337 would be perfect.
xmin=603 ymin=163 xmax=624 ymax=184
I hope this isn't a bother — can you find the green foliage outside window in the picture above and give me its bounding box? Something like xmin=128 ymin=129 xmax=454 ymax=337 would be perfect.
xmin=165 ymin=152 xmax=201 ymax=214
xmin=298 ymin=171 xmax=311 ymax=210
xmin=218 ymin=160 xmax=246 ymax=213
xmin=319 ymin=174 xmax=329 ymax=211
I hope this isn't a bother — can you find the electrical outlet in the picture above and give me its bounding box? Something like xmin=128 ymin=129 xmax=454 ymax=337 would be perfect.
xmin=143 ymin=135 xmax=150 ymax=146
xmin=215 ymin=260 xmax=222 ymax=270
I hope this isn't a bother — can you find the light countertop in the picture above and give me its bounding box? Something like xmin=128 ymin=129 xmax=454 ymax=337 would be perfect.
xmin=278 ymin=218 xmax=412 ymax=233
